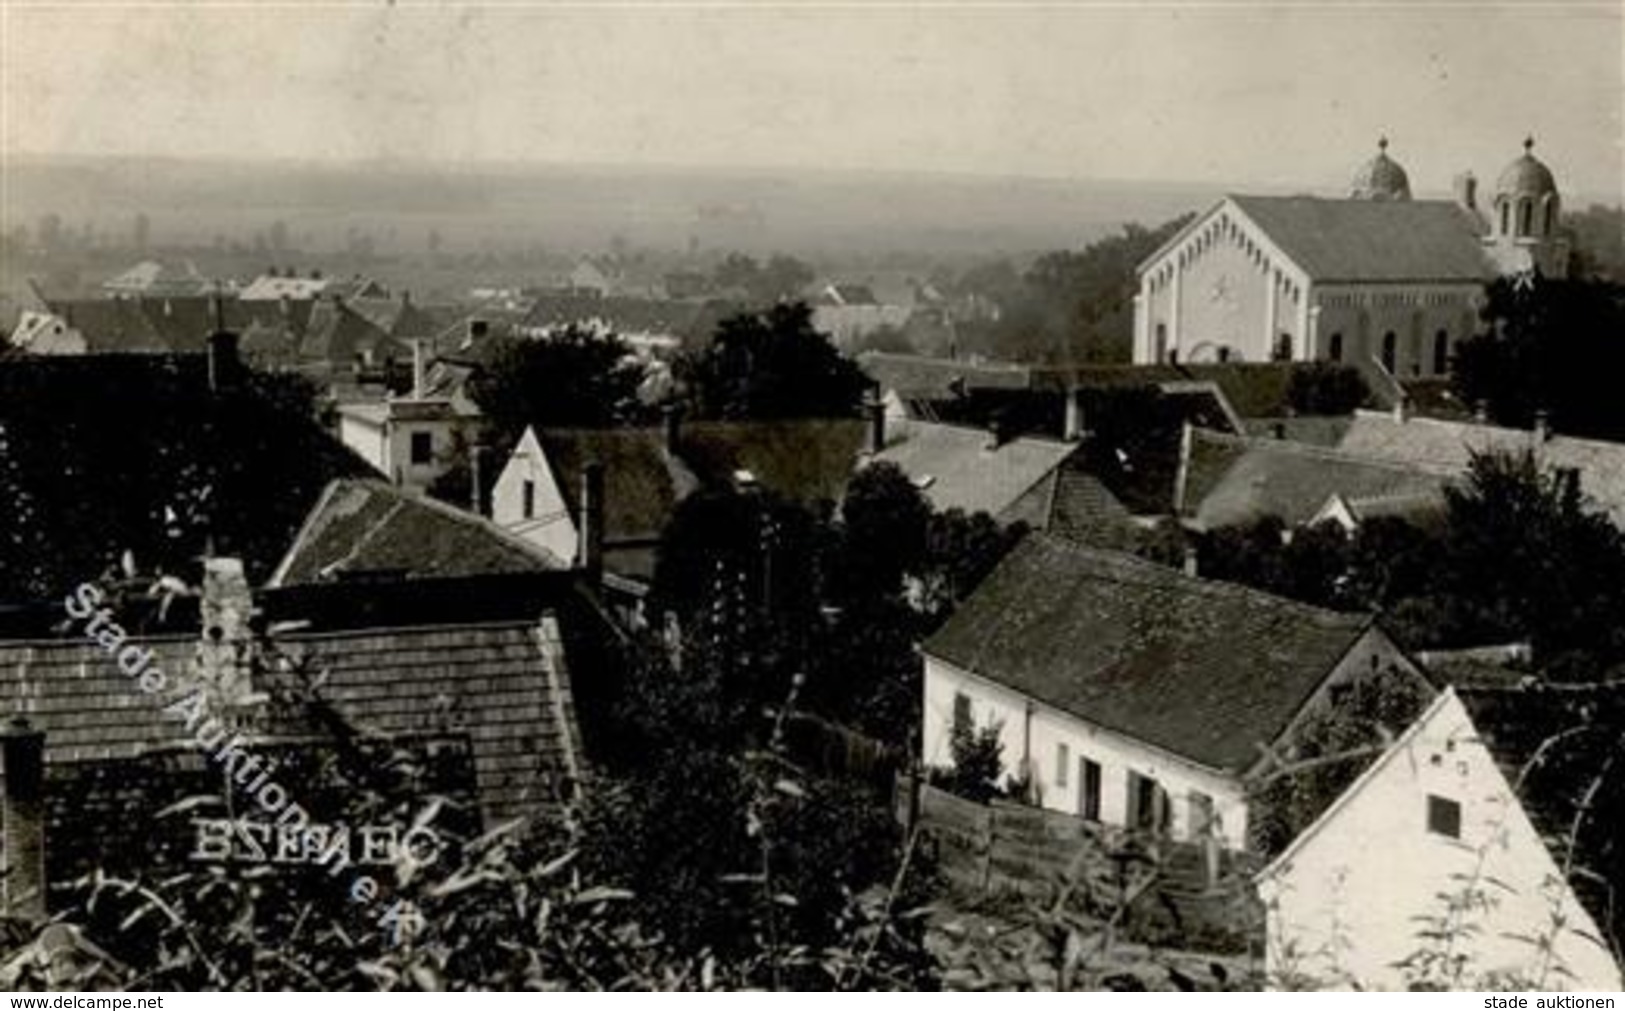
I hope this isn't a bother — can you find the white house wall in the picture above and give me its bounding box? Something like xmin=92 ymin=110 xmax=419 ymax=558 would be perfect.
xmin=1258 ymin=691 xmax=1623 ymax=991
xmin=338 ymin=415 xmax=389 ymax=477
xmin=922 ymin=655 xmax=1251 ymax=848
xmin=1135 ymin=200 xmax=1313 ymax=366
xmin=491 ymin=432 xmax=578 ymax=565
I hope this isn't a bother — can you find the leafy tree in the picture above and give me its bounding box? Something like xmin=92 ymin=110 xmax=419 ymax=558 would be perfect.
xmin=1286 ymin=364 xmax=1372 ymax=416
xmin=465 ymin=325 xmax=649 ymax=442
xmin=837 ymin=462 xmax=931 ymax=600
xmin=1452 ymin=276 xmax=1625 ymax=440
xmin=956 ymin=214 xmax=1195 ymax=363
xmin=1566 ymin=204 xmax=1625 ymax=281
xmin=916 ymin=509 xmax=1028 ymax=626
xmin=944 ymin=716 xmax=1005 ymax=804
xmin=678 ymin=302 xmax=869 ymax=420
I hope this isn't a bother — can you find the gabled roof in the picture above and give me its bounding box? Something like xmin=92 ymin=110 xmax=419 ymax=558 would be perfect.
xmin=0 ymin=355 xmax=371 ymax=604
xmin=37 ymin=296 xmax=311 ymax=355
xmin=1179 ymin=427 xmax=1457 ymax=530
xmin=532 ymin=419 xmax=868 ymax=578
xmin=869 ymin=419 xmax=1078 ymax=519
xmin=1337 ymin=411 xmax=1625 ymax=527
xmin=859 ymin=351 xmax=1034 ymax=398
xmin=0 ymin=617 xmax=583 ymax=820
xmin=237 ymin=275 xmax=330 ymax=301
xmin=269 ymin=478 xmax=563 ymax=588
xmin=299 ymin=300 xmax=399 ymax=364
xmin=1228 ymin=196 xmax=1494 ymax=284
xmin=1258 ymin=683 xmax=1625 ymax=955
xmin=538 ymin=429 xmax=695 ymax=546
xmin=1455 ymin=682 xmax=1625 ymax=950
xmin=925 ymin=534 xmax=1374 ymax=771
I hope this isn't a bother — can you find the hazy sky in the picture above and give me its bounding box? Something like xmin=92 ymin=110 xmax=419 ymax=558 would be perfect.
xmin=3 ymin=1 xmax=1621 ymax=199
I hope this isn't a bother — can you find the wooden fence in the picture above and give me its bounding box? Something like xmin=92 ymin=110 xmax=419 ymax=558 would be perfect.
xmin=900 ymin=778 xmax=1263 ymax=954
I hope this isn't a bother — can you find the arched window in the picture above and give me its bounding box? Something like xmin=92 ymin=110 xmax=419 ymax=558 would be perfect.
xmin=1433 ymin=330 xmax=1449 ymax=375
xmin=1273 ymin=333 xmax=1293 ymax=362
xmin=1154 ymin=323 xmax=1168 ymax=363
xmin=1500 ymin=201 xmax=1511 ymax=235
xmin=1216 ymin=346 xmax=1232 ymax=363
xmin=1328 ymin=332 xmax=1344 ymax=363
xmin=1519 ymin=200 xmax=1533 ymax=238
xmin=1381 ymin=331 xmax=1397 ymax=373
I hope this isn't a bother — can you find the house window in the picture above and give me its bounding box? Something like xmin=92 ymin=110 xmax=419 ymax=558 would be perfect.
xmin=522 ymin=479 xmax=536 ymax=520
xmin=1079 ymin=758 xmax=1102 ymax=821
xmin=1216 ymin=346 xmax=1232 ymax=364
xmin=1055 ymin=743 xmax=1070 ymax=788
xmin=1273 ymin=333 xmax=1293 ymax=362
xmin=406 ymin=432 xmax=432 ymax=468
xmin=1427 ymin=794 xmax=1462 ymax=839
xmin=1327 ymin=332 xmax=1344 ymax=363
xmin=409 ymin=431 xmax=433 ymax=465
xmin=952 ymin=692 xmax=971 ymax=734
xmin=1433 ymin=330 xmax=1450 ymax=375
xmin=1154 ymin=323 xmax=1168 ymax=363
xmin=1381 ymin=331 xmax=1398 ymax=373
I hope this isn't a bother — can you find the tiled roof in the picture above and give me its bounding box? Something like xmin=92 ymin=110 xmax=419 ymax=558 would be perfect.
xmin=1043 ymin=463 xmax=1138 ymax=547
xmin=681 ymin=419 xmax=867 ymax=513
xmin=0 ymin=618 xmax=583 ymax=821
xmin=536 ymin=419 xmax=868 ymax=577
xmin=0 ymin=355 xmax=371 ymax=603
xmin=859 ymin=352 xmax=1034 ymax=398
xmin=925 ymin=534 xmax=1373 ymax=771
xmin=40 ymin=296 xmax=311 ymax=355
xmin=1230 ymin=196 xmax=1495 ymax=283
xmin=1456 ymin=683 xmax=1625 ymax=951
xmin=1336 ymin=412 xmax=1625 ymax=527
xmin=539 ymin=429 xmax=695 ymax=546
xmin=1179 ymin=428 xmax=1456 ymax=530
xmin=299 ymin=300 xmax=400 ymax=364
xmin=869 ymin=419 xmax=1078 ymax=520
xmin=269 ymin=478 xmax=563 ymax=588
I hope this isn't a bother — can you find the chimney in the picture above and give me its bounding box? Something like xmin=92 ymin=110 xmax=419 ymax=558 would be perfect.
xmin=578 ymin=461 xmax=605 ymax=576
xmin=469 ymin=444 xmax=485 ymax=516
xmin=1534 ymin=409 xmax=1551 ymax=444
xmin=465 ymin=318 xmax=489 ymax=351
xmin=1182 ymin=545 xmax=1199 ymax=578
xmin=1063 ymin=387 xmax=1086 ymax=442
xmin=208 ymin=330 xmax=241 ymax=394
xmin=1474 ymin=400 xmax=1490 ymax=423
xmin=864 ymin=385 xmax=886 ymax=455
xmin=0 ymin=718 xmax=47 ymax=920
xmin=1453 ymin=171 xmax=1478 ymax=212
xmin=277 ymin=293 xmax=291 ymax=319
xmin=1392 ymin=391 xmax=1410 ymax=424
xmin=1557 ymin=466 xmax=1581 ymax=511
xmin=410 ymin=338 xmax=427 ymax=400
xmin=199 ymin=557 xmax=254 ymax=704
xmin=662 ymin=402 xmax=683 ymax=457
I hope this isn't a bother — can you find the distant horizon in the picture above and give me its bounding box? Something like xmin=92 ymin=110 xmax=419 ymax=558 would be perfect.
xmin=5 ymin=5 xmax=1619 ymax=202
xmin=7 ymin=148 xmax=1618 ymax=211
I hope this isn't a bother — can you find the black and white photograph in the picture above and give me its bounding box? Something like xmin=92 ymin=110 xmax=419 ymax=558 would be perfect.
xmin=0 ymin=0 xmax=1622 ymax=993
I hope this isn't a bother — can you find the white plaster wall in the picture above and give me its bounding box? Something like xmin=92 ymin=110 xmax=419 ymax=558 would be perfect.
xmin=338 ymin=415 xmax=388 ymax=476
xmin=1260 ymin=692 xmax=1623 ymax=991
xmin=491 ymin=434 xmax=578 ymax=564
xmin=923 ymin=656 xmax=1250 ymax=848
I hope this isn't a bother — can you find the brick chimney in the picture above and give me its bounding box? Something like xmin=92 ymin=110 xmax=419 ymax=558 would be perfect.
xmin=578 ymin=461 xmax=605 ymax=576
xmin=410 ymin=338 xmax=427 ymax=400
xmin=1063 ymin=387 xmax=1086 ymax=442
xmin=1 ymin=718 xmax=47 ymax=920
xmin=198 ymin=557 xmax=255 ymax=705
xmin=1453 ymin=171 xmax=1478 ymax=213
xmin=864 ymin=386 xmax=886 ymax=455
xmin=662 ymin=402 xmax=683 ymax=457
xmin=1534 ymin=409 xmax=1551 ymax=444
